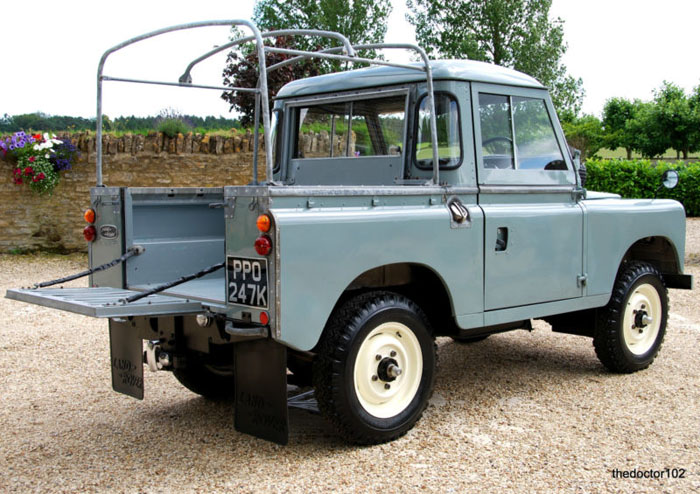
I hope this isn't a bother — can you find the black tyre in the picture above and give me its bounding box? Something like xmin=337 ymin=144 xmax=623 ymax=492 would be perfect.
xmin=313 ymin=291 xmax=436 ymax=444
xmin=593 ymin=261 xmax=668 ymax=373
xmin=451 ymin=334 xmax=489 ymax=344
xmin=173 ymin=362 xmax=235 ymax=400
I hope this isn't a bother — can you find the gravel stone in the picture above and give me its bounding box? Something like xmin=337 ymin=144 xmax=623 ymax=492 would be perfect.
xmin=1 ymin=223 xmax=699 ymax=493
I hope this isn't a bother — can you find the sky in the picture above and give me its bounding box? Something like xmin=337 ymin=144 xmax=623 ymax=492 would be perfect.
xmin=1 ymin=0 xmax=699 ymax=120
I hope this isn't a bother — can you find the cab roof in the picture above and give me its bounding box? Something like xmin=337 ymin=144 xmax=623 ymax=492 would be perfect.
xmin=275 ymin=59 xmax=545 ymax=99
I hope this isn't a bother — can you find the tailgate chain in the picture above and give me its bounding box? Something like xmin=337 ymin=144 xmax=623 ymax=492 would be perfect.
xmin=119 ymin=261 xmax=225 ymax=305
xmin=32 ymin=246 xmax=145 ymax=289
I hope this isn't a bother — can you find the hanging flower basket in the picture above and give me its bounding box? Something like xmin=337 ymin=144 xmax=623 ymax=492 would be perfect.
xmin=1 ymin=132 xmax=79 ymax=195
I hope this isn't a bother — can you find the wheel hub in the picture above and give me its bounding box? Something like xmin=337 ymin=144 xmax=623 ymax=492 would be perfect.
xmin=377 ymin=357 xmax=402 ymax=382
xmin=633 ymin=309 xmax=652 ymax=331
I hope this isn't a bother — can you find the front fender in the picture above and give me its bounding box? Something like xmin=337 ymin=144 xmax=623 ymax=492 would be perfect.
xmin=582 ymin=197 xmax=686 ymax=297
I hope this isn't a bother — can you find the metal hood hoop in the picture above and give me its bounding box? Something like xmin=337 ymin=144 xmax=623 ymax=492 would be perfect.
xmin=95 ymin=20 xmax=440 ymax=187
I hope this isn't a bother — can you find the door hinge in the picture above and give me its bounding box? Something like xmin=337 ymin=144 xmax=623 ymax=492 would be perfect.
xmin=577 ymin=274 xmax=588 ymax=287
xmin=571 ymin=187 xmax=586 ymax=202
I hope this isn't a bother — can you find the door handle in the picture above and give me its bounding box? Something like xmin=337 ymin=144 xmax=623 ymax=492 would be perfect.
xmin=495 ymin=227 xmax=508 ymax=251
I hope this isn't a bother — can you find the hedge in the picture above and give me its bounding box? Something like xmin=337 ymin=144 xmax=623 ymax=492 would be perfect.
xmin=585 ymin=159 xmax=700 ymax=217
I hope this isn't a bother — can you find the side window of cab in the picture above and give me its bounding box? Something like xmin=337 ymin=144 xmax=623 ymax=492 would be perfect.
xmin=473 ymin=85 xmax=573 ymax=185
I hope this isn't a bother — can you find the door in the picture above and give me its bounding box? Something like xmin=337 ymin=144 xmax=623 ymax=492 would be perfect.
xmin=472 ymin=84 xmax=584 ymax=310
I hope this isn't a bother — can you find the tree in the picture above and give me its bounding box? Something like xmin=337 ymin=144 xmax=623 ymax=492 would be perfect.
xmin=222 ymin=0 xmax=393 ymax=125
xmin=652 ymin=81 xmax=698 ymax=159
xmin=626 ymin=100 xmax=669 ymax=159
xmin=561 ymin=114 xmax=603 ymax=161
xmin=253 ymin=0 xmax=392 ymax=52
xmin=221 ymin=36 xmax=322 ymax=127
xmin=602 ymin=97 xmax=636 ymax=159
xmin=406 ymin=0 xmax=583 ymax=118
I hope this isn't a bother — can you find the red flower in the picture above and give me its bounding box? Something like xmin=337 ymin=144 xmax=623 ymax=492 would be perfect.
xmin=37 ymin=172 xmax=45 ymax=180
xmin=24 ymin=166 xmax=34 ymax=176
xmin=13 ymin=177 xmax=23 ymax=185
xmin=33 ymin=133 xmax=42 ymax=141
xmin=13 ymin=168 xmax=21 ymax=176
xmin=32 ymin=176 xmax=39 ymax=182
xmin=29 ymin=156 xmax=35 ymax=163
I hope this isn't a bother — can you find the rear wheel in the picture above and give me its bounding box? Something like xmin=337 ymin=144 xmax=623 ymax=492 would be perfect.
xmin=594 ymin=262 xmax=668 ymax=373
xmin=313 ymin=291 xmax=436 ymax=444
xmin=173 ymin=361 xmax=235 ymax=400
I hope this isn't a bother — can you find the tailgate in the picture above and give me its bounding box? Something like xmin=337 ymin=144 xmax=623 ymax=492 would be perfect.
xmin=6 ymin=287 xmax=205 ymax=318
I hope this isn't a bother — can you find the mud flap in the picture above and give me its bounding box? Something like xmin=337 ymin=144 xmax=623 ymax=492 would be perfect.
xmin=233 ymin=338 xmax=288 ymax=445
xmin=109 ymin=320 xmax=144 ymax=400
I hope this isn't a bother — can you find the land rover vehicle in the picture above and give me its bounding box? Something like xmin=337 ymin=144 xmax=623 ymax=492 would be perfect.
xmin=6 ymin=20 xmax=692 ymax=445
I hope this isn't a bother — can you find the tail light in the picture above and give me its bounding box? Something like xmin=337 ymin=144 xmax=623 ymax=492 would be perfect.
xmin=256 ymin=213 xmax=272 ymax=233
xmin=260 ymin=311 xmax=269 ymax=325
xmin=83 ymin=225 xmax=97 ymax=242
xmin=254 ymin=235 xmax=272 ymax=256
xmin=84 ymin=208 xmax=96 ymax=223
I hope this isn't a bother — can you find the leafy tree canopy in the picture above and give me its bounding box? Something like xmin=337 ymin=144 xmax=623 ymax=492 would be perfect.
xmin=602 ymin=97 xmax=636 ymax=159
xmin=254 ymin=0 xmax=392 ymax=53
xmin=222 ymin=0 xmax=393 ymax=125
xmin=406 ymin=0 xmax=584 ymax=118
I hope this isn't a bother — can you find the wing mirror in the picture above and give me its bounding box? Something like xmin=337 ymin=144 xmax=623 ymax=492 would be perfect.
xmin=654 ymin=170 xmax=679 ymax=198
xmin=662 ymin=170 xmax=679 ymax=189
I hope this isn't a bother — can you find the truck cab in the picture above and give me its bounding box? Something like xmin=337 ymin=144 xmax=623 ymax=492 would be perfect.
xmin=6 ymin=22 xmax=692 ymax=446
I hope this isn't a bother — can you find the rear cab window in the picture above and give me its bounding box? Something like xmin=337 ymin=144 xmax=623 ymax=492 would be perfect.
xmin=286 ymin=90 xmax=408 ymax=185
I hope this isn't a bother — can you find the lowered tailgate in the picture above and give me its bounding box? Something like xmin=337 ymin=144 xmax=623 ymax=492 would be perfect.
xmin=5 ymin=287 xmax=205 ymax=318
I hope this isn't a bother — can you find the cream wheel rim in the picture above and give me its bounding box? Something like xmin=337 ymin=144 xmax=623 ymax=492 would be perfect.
xmin=622 ymin=283 xmax=662 ymax=356
xmin=353 ymin=322 xmax=422 ymax=418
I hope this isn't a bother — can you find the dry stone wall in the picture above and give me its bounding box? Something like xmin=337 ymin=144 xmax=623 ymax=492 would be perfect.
xmin=0 ymin=131 xmax=265 ymax=253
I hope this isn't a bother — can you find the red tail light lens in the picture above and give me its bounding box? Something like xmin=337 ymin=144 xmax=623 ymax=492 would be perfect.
xmin=84 ymin=208 xmax=96 ymax=224
xmin=254 ymin=235 xmax=272 ymax=256
xmin=83 ymin=225 xmax=97 ymax=242
xmin=260 ymin=311 xmax=269 ymax=325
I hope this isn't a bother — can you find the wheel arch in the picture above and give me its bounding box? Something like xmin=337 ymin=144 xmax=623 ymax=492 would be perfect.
xmin=313 ymin=263 xmax=459 ymax=351
xmin=619 ymin=235 xmax=682 ymax=278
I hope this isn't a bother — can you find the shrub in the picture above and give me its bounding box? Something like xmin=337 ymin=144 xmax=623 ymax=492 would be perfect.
xmin=586 ymin=159 xmax=700 ymax=216
xmin=157 ymin=118 xmax=191 ymax=138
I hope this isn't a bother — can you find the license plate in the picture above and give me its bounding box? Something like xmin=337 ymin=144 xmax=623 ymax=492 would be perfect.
xmin=227 ymin=256 xmax=269 ymax=309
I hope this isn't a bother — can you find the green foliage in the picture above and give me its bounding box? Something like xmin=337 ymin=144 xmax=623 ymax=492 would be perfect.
xmin=0 ymin=112 xmax=239 ymax=134
xmin=601 ymin=83 xmax=700 ymax=160
xmin=157 ymin=118 xmax=190 ymax=138
xmin=652 ymin=81 xmax=700 ymax=159
xmin=602 ymin=97 xmax=636 ymax=158
xmin=406 ymin=0 xmax=584 ymax=117
xmin=254 ymin=0 xmax=392 ymax=67
xmin=562 ymin=114 xmax=603 ymax=160
xmin=586 ymin=159 xmax=700 ymax=216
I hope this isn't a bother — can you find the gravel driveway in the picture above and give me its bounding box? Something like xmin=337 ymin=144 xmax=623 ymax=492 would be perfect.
xmin=1 ymin=220 xmax=699 ymax=493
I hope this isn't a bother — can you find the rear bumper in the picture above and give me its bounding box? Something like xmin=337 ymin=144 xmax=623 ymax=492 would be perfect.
xmin=663 ymin=273 xmax=693 ymax=290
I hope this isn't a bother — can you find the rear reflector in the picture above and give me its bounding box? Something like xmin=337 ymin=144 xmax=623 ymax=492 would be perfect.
xmin=83 ymin=225 xmax=97 ymax=242
xmin=254 ymin=235 xmax=272 ymax=256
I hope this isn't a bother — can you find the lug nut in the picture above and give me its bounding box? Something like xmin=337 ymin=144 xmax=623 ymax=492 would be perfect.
xmin=390 ymin=350 xmax=396 ymax=357
xmin=372 ymin=375 xmax=378 ymax=381
xmin=376 ymin=354 xmax=382 ymax=361
xmin=384 ymin=383 xmax=391 ymax=390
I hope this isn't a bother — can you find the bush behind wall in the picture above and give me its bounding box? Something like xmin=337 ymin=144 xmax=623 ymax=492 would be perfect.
xmin=586 ymin=159 xmax=700 ymax=216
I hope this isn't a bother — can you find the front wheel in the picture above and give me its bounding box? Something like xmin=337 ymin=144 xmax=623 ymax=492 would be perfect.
xmin=313 ymin=291 xmax=436 ymax=444
xmin=594 ymin=261 xmax=668 ymax=373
